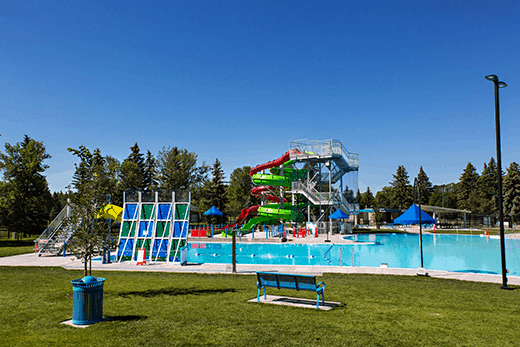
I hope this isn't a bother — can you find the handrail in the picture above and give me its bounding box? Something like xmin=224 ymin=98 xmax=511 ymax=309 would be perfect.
xmin=289 ymin=139 xmax=359 ymax=170
xmin=35 ymin=205 xmax=70 ymax=244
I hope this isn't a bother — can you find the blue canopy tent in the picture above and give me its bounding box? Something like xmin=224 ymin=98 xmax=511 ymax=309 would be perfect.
xmin=394 ymin=204 xmax=436 ymax=225
xmin=203 ymin=206 xmax=223 ymax=238
xmin=329 ymin=209 xmax=350 ymax=219
xmin=204 ymin=206 xmax=223 ymax=216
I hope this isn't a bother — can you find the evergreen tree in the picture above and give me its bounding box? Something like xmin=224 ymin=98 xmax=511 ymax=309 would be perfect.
xmin=359 ymin=186 xmax=375 ymax=208
xmin=457 ymin=162 xmax=479 ymax=211
xmin=142 ymin=150 xmax=157 ymax=190
xmin=0 ymin=135 xmax=52 ymax=238
xmin=389 ymin=166 xmax=412 ymax=209
xmin=416 ymin=166 xmax=433 ymax=205
xmin=156 ymin=146 xmax=208 ymax=190
xmin=120 ymin=143 xmax=146 ymax=191
xmin=428 ymin=183 xmax=458 ymax=209
xmin=477 ymin=158 xmax=499 ymax=214
xmin=375 ymin=186 xmax=393 ymax=208
xmin=200 ymin=159 xmax=227 ymax=224
xmin=126 ymin=143 xmax=145 ymax=173
xmin=503 ymin=162 xmax=520 ymax=226
xmin=120 ymin=161 xmax=143 ymax=192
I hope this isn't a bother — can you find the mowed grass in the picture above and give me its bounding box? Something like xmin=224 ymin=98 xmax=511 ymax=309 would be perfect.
xmin=1 ymin=267 xmax=520 ymax=346
xmin=0 ymin=238 xmax=36 ymax=257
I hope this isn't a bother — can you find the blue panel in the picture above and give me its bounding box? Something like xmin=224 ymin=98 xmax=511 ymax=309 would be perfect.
xmin=174 ymin=222 xmax=188 ymax=238
xmin=139 ymin=221 xmax=154 ymax=237
xmin=118 ymin=239 xmax=134 ymax=257
xmin=152 ymin=239 xmax=170 ymax=258
xmin=158 ymin=204 xmax=172 ymax=220
xmin=124 ymin=204 xmax=138 ymax=220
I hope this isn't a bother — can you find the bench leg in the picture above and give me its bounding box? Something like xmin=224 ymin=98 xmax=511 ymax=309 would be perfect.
xmin=316 ymin=291 xmax=324 ymax=309
xmin=257 ymin=287 xmax=266 ymax=302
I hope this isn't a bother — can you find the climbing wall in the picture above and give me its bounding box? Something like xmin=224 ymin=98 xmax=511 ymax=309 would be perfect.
xmin=117 ymin=190 xmax=190 ymax=264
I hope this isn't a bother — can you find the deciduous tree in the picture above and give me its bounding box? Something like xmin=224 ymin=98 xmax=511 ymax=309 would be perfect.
xmin=66 ymin=146 xmax=115 ymax=276
xmin=0 ymin=135 xmax=52 ymax=238
xmin=226 ymin=166 xmax=257 ymax=217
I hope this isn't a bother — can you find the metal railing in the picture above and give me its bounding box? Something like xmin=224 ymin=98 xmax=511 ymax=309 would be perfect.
xmin=289 ymin=139 xmax=359 ymax=170
xmin=291 ymin=182 xmax=334 ymax=205
xmin=35 ymin=205 xmax=71 ymax=254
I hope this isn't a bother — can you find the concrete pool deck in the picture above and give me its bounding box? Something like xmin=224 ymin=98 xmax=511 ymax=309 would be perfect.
xmin=2 ymin=231 xmax=520 ymax=286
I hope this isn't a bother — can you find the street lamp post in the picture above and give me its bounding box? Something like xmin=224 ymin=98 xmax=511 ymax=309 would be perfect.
xmin=415 ymin=177 xmax=427 ymax=276
xmin=484 ymin=74 xmax=510 ymax=290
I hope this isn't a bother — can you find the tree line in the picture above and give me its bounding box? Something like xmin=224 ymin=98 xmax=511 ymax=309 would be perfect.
xmin=2 ymin=135 xmax=520 ymax=239
xmin=0 ymin=136 xmax=258 ymax=238
xmin=357 ymin=160 xmax=520 ymax=225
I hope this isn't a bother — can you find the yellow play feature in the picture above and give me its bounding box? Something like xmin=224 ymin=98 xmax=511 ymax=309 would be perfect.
xmin=96 ymin=204 xmax=123 ymax=223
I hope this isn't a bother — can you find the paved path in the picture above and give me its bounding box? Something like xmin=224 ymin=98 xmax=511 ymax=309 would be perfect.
xmin=2 ymin=231 xmax=519 ymax=286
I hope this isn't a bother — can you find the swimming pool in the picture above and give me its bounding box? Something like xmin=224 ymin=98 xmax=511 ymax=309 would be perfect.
xmin=188 ymin=233 xmax=520 ymax=275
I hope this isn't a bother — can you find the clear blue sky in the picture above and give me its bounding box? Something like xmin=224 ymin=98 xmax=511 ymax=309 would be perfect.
xmin=2 ymin=1 xmax=519 ymax=194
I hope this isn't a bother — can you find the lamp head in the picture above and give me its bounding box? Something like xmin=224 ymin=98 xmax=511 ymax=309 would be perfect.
xmin=498 ymin=81 xmax=507 ymax=88
xmin=485 ymin=75 xmax=498 ymax=82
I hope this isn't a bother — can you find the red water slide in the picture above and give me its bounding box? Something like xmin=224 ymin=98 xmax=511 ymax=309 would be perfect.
xmin=251 ymin=186 xmax=287 ymax=203
xmin=249 ymin=151 xmax=291 ymax=176
xmin=218 ymin=205 xmax=260 ymax=230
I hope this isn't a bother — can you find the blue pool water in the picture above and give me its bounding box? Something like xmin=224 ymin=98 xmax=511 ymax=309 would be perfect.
xmin=188 ymin=233 xmax=520 ymax=275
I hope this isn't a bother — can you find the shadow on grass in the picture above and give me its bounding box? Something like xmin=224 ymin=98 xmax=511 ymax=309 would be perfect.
xmin=119 ymin=287 xmax=239 ymax=298
xmin=104 ymin=315 xmax=148 ymax=322
xmin=0 ymin=240 xmax=35 ymax=247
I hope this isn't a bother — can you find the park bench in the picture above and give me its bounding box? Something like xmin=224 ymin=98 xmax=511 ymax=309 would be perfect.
xmin=256 ymin=272 xmax=325 ymax=309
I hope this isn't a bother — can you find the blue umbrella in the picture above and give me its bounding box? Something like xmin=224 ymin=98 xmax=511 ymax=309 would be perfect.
xmin=329 ymin=209 xmax=350 ymax=219
xmin=204 ymin=206 xmax=223 ymax=216
xmin=394 ymin=204 xmax=435 ymax=225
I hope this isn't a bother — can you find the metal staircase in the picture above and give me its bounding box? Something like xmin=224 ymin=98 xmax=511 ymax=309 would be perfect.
xmin=35 ymin=205 xmax=73 ymax=256
xmin=292 ymin=181 xmax=358 ymax=214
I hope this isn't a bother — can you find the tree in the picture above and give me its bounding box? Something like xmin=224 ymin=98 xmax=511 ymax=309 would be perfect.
xmin=142 ymin=150 xmax=157 ymax=190
xmin=120 ymin=161 xmax=143 ymax=192
xmin=199 ymin=159 xmax=227 ymax=224
xmin=375 ymin=186 xmax=393 ymax=208
xmin=359 ymin=186 xmax=375 ymax=209
xmin=416 ymin=166 xmax=433 ymax=205
xmin=66 ymin=146 xmax=114 ymax=276
xmin=120 ymin=143 xmax=146 ymax=191
xmin=156 ymin=146 xmax=209 ymax=190
xmin=0 ymin=135 xmax=52 ymax=238
xmin=226 ymin=166 xmax=257 ymax=217
xmin=49 ymin=191 xmax=71 ymax=220
xmin=457 ymin=162 xmax=479 ymax=212
xmin=477 ymin=158 xmax=499 ymax=214
xmin=127 ymin=143 xmax=145 ymax=173
xmin=428 ymin=183 xmax=458 ymax=209
xmin=503 ymin=162 xmax=520 ymax=226
xmin=389 ymin=165 xmax=412 ymax=210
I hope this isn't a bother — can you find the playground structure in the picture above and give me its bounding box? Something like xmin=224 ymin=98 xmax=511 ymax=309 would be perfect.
xmin=116 ymin=190 xmax=191 ymax=264
xmin=35 ymin=203 xmax=123 ymax=256
xmin=235 ymin=139 xmax=359 ymax=234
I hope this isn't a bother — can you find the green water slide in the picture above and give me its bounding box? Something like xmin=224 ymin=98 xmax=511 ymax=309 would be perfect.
xmin=251 ymin=173 xmax=291 ymax=188
xmin=241 ymin=216 xmax=280 ymax=230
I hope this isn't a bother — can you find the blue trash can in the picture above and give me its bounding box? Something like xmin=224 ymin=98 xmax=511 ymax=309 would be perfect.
xmin=71 ymin=276 xmax=106 ymax=325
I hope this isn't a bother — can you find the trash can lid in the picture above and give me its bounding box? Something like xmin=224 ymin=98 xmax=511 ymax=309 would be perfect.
xmin=82 ymin=276 xmax=97 ymax=283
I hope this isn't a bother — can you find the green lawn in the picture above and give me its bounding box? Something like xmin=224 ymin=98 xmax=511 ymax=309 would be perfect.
xmin=1 ymin=267 xmax=519 ymax=346
xmin=0 ymin=238 xmax=36 ymax=257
